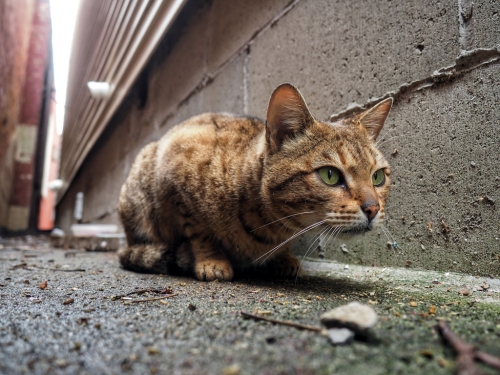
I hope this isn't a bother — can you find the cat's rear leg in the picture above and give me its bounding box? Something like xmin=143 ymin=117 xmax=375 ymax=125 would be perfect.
xmin=118 ymin=243 xmax=170 ymax=274
xmin=191 ymin=238 xmax=234 ymax=281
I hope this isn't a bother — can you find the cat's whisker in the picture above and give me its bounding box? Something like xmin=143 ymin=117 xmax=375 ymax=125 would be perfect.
xmin=251 ymin=211 xmax=315 ymax=232
xmin=295 ymin=225 xmax=333 ymax=283
xmin=379 ymin=224 xmax=393 ymax=242
xmin=375 ymin=126 xmax=397 ymax=146
xmin=381 ymin=224 xmax=402 ymax=251
xmin=259 ymin=220 xmax=328 ymax=264
xmin=376 ymin=134 xmax=402 ymax=149
xmin=253 ymin=220 xmax=328 ymax=265
xmin=325 ymin=226 xmax=343 ymax=249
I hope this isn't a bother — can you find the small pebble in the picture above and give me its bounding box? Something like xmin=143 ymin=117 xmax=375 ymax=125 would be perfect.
xmin=326 ymin=328 xmax=355 ymax=345
xmin=147 ymin=347 xmax=160 ymax=355
xmin=320 ymin=302 xmax=378 ymax=337
xmin=223 ymin=364 xmax=241 ymax=375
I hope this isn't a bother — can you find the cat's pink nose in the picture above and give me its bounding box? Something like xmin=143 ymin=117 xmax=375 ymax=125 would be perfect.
xmin=361 ymin=202 xmax=380 ymax=222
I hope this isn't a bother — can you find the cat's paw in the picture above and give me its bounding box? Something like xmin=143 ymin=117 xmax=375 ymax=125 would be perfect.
xmin=194 ymin=259 xmax=234 ymax=281
xmin=267 ymin=253 xmax=302 ymax=277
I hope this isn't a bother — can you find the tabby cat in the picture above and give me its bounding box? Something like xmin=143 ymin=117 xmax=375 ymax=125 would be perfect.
xmin=118 ymin=84 xmax=392 ymax=281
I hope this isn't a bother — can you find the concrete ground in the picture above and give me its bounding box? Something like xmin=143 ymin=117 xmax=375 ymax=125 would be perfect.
xmin=0 ymin=237 xmax=499 ymax=375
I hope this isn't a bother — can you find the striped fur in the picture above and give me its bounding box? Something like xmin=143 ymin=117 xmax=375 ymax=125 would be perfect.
xmin=118 ymin=84 xmax=392 ymax=281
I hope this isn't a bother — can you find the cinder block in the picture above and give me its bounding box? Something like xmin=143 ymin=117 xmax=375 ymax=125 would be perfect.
xmin=147 ymin=4 xmax=210 ymax=127
xmin=159 ymin=52 xmax=246 ymax=135
xmin=207 ymin=0 xmax=290 ymax=72
xmin=200 ymin=52 xmax=245 ymax=114
xmin=472 ymin=0 xmax=500 ymax=49
xmin=293 ymin=63 xmax=500 ymax=276
xmin=248 ymin=0 xmax=460 ymax=121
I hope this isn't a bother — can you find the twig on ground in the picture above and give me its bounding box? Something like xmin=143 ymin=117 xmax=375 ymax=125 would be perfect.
xmin=435 ymin=320 xmax=500 ymax=375
xmin=126 ymin=288 xmax=173 ymax=296
xmin=52 ymin=268 xmax=86 ymax=272
xmin=9 ymin=263 xmax=27 ymax=270
xmin=111 ymin=288 xmax=173 ymax=300
xmin=475 ymin=351 xmax=500 ymax=370
xmin=127 ymin=294 xmax=178 ymax=304
xmin=240 ymin=311 xmax=322 ymax=333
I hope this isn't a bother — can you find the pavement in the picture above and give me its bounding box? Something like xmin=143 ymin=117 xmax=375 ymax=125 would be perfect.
xmin=0 ymin=236 xmax=499 ymax=375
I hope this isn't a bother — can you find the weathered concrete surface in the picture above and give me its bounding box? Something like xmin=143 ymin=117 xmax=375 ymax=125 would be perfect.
xmin=294 ymin=62 xmax=500 ymax=276
xmin=1 ymin=237 xmax=499 ymax=375
xmin=146 ymin=2 xmax=211 ymax=128
xmin=247 ymin=0 xmax=460 ymax=120
xmin=160 ymin=51 xmax=247 ymax=133
xmin=207 ymin=0 xmax=291 ymax=72
xmin=461 ymin=0 xmax=500 ymax=50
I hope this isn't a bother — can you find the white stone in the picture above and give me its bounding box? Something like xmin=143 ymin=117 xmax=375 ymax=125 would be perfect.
xmin=320 ymin=302 xmax=378 ymax=333
xmin=326 ymin=328 xmax=355 ymax=345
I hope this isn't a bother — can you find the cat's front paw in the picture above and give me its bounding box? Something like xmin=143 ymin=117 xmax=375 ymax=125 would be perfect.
xmin=267 ymin=253 xmax=302 ymax=277
xmin=195 ymin=259 xmax=234 ymax=281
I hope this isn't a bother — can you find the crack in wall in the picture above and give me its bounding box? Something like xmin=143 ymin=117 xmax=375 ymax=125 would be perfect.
xmin=243 ymin=47 xmax=250 ymax=115
xmin=328 ymin=47 xmax=500 ymax=122
xmin=458 ymin=0 xmax=475 ymax=50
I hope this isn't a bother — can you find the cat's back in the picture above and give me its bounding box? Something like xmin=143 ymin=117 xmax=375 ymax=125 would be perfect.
xmin=158 ymin=112 xmax=264 ymax=152
xmin=156 ymin=113 xmax=264 ymax=172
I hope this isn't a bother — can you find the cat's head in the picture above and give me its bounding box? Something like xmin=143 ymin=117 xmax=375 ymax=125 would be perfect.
xmin=262 ymin=83 xmax=392 ymax=234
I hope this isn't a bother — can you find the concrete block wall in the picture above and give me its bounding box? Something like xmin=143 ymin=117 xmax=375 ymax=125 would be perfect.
xmin=56 ymin=0 xmax=500 ymax=276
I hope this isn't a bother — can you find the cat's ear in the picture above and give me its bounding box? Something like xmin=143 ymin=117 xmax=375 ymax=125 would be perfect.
xmin=356 ymin=98 xmax=393 ymax=140
xmin=266 ymin=83 xmax=314 ymax=151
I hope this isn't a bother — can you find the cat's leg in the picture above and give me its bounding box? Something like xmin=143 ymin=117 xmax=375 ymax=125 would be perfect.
xmin=265 ymin=248 xmax=302 ymax=277
xmin=118 ymin=242 xmax=171 ymax=274
xmin=191 ymin=238 xmax=234 ymax=281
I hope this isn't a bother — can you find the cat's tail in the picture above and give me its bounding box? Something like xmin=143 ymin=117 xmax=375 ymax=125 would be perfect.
xmin=117 ymin=243 xmax=170 ymax=274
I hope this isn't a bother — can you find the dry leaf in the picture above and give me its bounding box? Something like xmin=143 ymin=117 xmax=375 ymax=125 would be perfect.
xmin=147 ymin=347 xmax=160 ymax=355
xmin=256 ymin=310 xmax=272 ymax=315
xmin=39 ymin=280 xmax=48 ymax=290
xmin=458 ymin=289 xmax=471 ymax=296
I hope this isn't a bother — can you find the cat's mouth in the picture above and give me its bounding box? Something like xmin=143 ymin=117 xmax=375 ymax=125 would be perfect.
xmin=341 ymin=223 xmax=373 ymax=234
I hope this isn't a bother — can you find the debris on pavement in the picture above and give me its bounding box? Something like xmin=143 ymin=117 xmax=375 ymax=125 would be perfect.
xmin=435 ymin=320 xmax=500 ymax=375
xmin=125 ymin=294 xmax=178 ymax=304
xmin=320 ymin=302 xmax=378 ymax=339
xmin=326 ymin=328 xmax=355 ymax=345
xmin=1 ymin=235 xmax=500 ymax=374
xmin=111 ymin=287 xmax=173 ymax=300
xmin=52 ymin=268 xmax=86 ymax=272
xmin=241 ymin=311 xmax=322 ymax=333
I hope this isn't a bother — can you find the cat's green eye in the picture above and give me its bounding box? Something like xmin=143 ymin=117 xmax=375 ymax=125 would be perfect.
xmin=372 ymin=169 xmax=385 ymax=186
xmin=318 ymin=167 xmax=341 ymax=185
